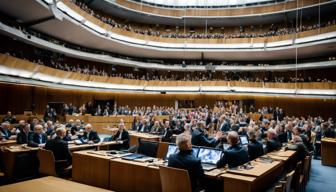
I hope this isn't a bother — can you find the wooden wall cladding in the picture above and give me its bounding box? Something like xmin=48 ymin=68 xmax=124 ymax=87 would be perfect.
xmin=0 ymin=83 xmax=335 ymax=118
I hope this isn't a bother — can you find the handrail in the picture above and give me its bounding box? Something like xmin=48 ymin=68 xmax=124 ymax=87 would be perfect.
xmin=115 ymin=0 xmax=328 ymax=17
xmin=61 ymin=0 xmax=336 ymax=45
xmin=1 ymin=54 xmax=335 ymax=90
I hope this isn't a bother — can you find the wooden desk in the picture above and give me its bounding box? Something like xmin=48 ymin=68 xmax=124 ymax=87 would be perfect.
xmin=222 ymin=173 xmax=258 ymax=192
xmin=321 ymin=138 xmax=336 ymax=166
xmin=72 ymin=150 xmax=286 ymax=192
xmin=0 ymin=140 xmax=16 ymax=147
xmin=226 ymin=161 xmax=282 ymax=177
xmin=1 ymin=141 xmax=117 ymax=182
xmin=72 ymin=151 xmax=112 ymax=189
xmin=109 ymin=158 xmax=161 ymax=192
xmin=0 ymin=176 xmax=112 ymax=192
xmin=266 ymin=150 xmax=297 ymax=171
xmin=222 ymin=160 xmax=283 ymax=192
xmin=128 ymin=131 xmax=161 ymax=146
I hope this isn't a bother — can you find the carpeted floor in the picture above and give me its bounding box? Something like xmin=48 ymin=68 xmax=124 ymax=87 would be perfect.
xmin=306 ymin=159 xmax=336 ymax=192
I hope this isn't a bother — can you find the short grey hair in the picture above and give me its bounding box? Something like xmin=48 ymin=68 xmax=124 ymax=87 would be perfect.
xmin=176 ymin=133 xmax=191 ymax=151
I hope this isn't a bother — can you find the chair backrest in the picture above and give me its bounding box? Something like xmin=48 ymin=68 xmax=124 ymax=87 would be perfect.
xmin=37 ymin=149 xmax=57 ymax=176
xmin=159 ymin=166 xmax=192 ymax=192
xmin=284 ymin=170 xmax=295 ymax=192
xmin=303 ymin=155 xmax=311 ymax=184
xmin=273 ymin=184 xmax=285 ymax=192
xmin=291 ymin=161 xmax=303 ymax=192
xmin=137 ymin=138 xmax=159 ymax=157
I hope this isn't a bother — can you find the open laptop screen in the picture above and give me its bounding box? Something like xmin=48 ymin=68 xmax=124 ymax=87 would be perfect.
xmin=239 ymin=135 xmax=249 ymax=145
xmin=165 ymin=144 xmax=200 ymax=159
xmin=197 ymin=148 xmax=223 ymax=165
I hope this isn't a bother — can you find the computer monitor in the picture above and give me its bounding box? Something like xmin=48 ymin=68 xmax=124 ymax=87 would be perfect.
xmin=165 ymin=144 xmax=179 ymax=159
xmin=165 ymin=144 xmax=200 ymax=159
xmin=197 ymin=148 xmax=223 ymax=165
xmin=239 ymin=135 xmax=249 ymax=145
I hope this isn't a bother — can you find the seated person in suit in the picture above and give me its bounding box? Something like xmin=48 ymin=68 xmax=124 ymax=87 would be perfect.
xmin=44 ymin=120 xmax=54 ymax=136
xmin=81 ymin=124 xmax=100 ymax=144
xmin=191 ymin=121 xmax=222 ymax=147
xmin=111 ymin=122 xmax=130 ymax=150
xmin=150 ymin=120 xmax=163 ymax=134
xmin=161 ymin=120 xmax=174 ymax=142
xmin=45 ymin=127 xmax=72 ymax=171
xmin=17 ymin=123 xmax=33 ymax=144
xmin=293 ymin=126 xmax=312 ymax=151
xmin=247 ymin=130 xmax=264 ymax=160
xmin=168 ymin=133 xmax=204 ymax=192
xmin=266 ymin=128 xmax=281 ymax=153
xmin=71 ymin=119 xmax=83 ymax=135
xmin=276 ymin=124 xmax=288 ymax=144
xmin=286 ymin=135 xmax=309 ymax=163
xmin=28 ymin=124 xmax=48 ymax=147
xmin=138 ymin=119 xmax=150 ymax=133
xmin=217 ymin=131 xmax=249 ymax=168
xmin=0 ymin=121 xmax=16 ymax=140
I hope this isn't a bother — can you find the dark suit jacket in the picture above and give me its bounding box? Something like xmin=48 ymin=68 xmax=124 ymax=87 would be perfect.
xmin=247 ymin=140 xmax=264 ymax=160
xmin=0 ymin=128 xmax=11 ymax=140
xmin=113 ymin=130 xmax=130 ymax=149
xmin=191 ymin=128 xmax=217 ymax=147
xmin=168 ymin=150 xmax=204 ymax=192
xmin=28 ymin=133 xmax=48 ymax=147
xmin=287 ymin=143 xmax=308 ymax=163
xmin=82 ymin=131 xmax=100 ymax=143
xmin=323 ymin=128 xmax=336 ymax=138
xmin=45 ymin=136 xmax=72 ymax=170
xmin=217 ymin=145 xmax=249 ymax=168
xmin=277 ymin=132 xmax=288 ymax=143
xmin=266 ymin=138 xmax=281 ymax=153
xmin=137 ymin=124 xmax=150 ymax=133
xmin=161 ymin=128 xmax=173 ymax=142
xmin=17 ymin=131 xmax=33 ymax=144
xmin=219 ymin=121 xmax=231 ymax=132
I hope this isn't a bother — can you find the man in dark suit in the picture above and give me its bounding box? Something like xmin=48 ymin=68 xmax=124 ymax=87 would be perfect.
xmin=266 ymin=128 xmax=281 ymax=153
xmin=286 ymin=135 xmax=309 ymax=164
xmin=277 ymin=125 xmax=288 ymax=143
xmin=81 ymin=124 xmax=100 ymax=144
xmin=247 ymin=130 xmax=264 ymax=160
xmin=161 ymin=120 xmax=173 ymax=142
xmin=168 ymin=133 xmax=204 ymax=192
xmin=191 ymin=121 xmax=222 ymax=147
xmin=45 ymin=127 xmax=72 ymax=171
xmin=137 ymin=119 xmax=150 ymax=133
xmin=112 ymin=122 xmax=130 ymax=150
xmin=17 ymin=124 xmax=33 ymax=144
xmin=0 ymin=122 xmax=14 ymax=140
xmin=28 ymin=124 xmax=48 ymax=147
xmin=217 ymin=131 xmax=249 ymax=168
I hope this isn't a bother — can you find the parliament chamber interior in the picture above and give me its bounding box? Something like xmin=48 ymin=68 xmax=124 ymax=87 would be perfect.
xmin=0 ymin=0 xmax=336 ymax=191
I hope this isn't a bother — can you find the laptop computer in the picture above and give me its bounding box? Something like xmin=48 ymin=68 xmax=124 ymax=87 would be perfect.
xmin=239 ymin=135 xmax=249 ymax=145
xmin=121 ymin=153 xmax=146 ymax=161
xmin=197 ymin=148 xmax=223 ymax=171
xmin=165 ymin=144 xmax=200 ymax=160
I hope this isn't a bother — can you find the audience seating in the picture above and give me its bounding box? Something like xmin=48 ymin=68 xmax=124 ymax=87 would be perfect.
xmin=63 ymin=0 xmax=336 ymax=44
xmin=1 ymin=54 xmax=336 ymax=90
xmin=159 ymin=166 xmax=192 ymax=192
